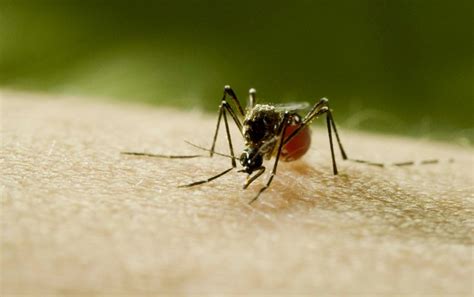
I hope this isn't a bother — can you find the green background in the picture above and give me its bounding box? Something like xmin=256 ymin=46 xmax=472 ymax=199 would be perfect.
xmin=1 ymin=1 xmax=472 ymax=141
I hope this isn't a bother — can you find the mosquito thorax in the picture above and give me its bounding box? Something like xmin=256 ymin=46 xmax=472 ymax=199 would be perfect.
xmin=243 ymin=104 xmax=283 ymax=146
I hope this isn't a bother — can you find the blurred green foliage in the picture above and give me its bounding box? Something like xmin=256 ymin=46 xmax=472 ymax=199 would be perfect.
xmin=1 ymin=0 xmax=472 ymax=142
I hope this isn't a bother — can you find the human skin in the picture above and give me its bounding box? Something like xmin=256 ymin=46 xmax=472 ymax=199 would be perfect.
xmin=1 ymin=90 xmax=473 ymax=296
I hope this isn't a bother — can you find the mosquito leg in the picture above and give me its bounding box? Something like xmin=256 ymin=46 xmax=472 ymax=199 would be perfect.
xmin=222 ymin=106 xmax=237 ymax=167
xmin=283 ymin=98 xmax=328 ymax=146
xmin=223 ymin=102 xmax=243 ymax=132
xmin=349 ymin=158 xmax=385 ymax=167
xmin=326 ymin=110 xmax=339 ymax=175
xmin=248 ymin=88 xmax=257 ymax=109
xmin=348 ymin=158 xmax=446 ymax=168
xmin=301 ymin=97 xmax=328 ymax=123
xmin=281 ymin=98 xmax=347 ymax=175
xmin=178 ymin=167 xmax=234 ymax=188
xmin=249 ymin=113 xmax=290 ymax=204
xmin=209 ymin=104 xmax=224 ymax=157
xmin=224 ymin=85 xmax=245 ymax=116
xmin=327 ymin=109 xmax=348 ymax=160
xmin=121 ymin=144 xmax=235 ymax=160
xmin=281 ymin=98 xmax=445 ymax=172
xmin=121 ymin=152 xmax=205 ymax=159
xmin=320 ymin=102 xmax=445 ymax=169
xmin=296 ymin=105 xmax=340 ymax=175
xmin=184 ymin=140 xmax=237 ymax=160
xmin=209 ymin=86 xmax=244 ymax=166
xmin=325 ymin=103 xmax=444 ymax=168
xmin=420 ymin=159 xmax=440 ymax=165
xmin=242 ymin=167 xmax=265 ymax=189
xmin=317 ymin=106 xmax=353 ymax=174
xmin=329 ymin=105 xmax=445 ymax=168
xmin=392 ymin=161 xmax=414 ymax=166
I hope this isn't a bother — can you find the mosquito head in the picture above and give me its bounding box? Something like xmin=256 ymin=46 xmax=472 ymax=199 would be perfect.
xmin=239 ymin=147 xmax=263 ymax=174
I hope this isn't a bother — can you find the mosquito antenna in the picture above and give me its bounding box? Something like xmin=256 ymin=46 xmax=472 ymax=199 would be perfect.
xmin=184 ymin=140 xmax=238 ymax=160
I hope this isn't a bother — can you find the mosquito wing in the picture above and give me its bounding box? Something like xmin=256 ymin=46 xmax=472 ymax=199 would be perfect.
xmin=273 ymin=102 xmax=311 ymax=112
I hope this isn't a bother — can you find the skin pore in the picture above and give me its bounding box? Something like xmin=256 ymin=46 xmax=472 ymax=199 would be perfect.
xmin=1 ymin=91 xmax=472 ymax=295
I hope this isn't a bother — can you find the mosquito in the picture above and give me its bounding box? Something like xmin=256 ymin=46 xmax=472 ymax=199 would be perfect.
xmin=122 ymin=85 xmax=442 ymax=204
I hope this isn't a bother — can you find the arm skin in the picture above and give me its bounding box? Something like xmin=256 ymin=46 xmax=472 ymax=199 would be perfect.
xmin=1 ymin=90 xmax=472 ymax=296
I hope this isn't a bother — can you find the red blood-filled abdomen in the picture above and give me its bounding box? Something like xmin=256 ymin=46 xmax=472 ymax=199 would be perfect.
xmin=280 ymin=124 xmax=311 ymax=162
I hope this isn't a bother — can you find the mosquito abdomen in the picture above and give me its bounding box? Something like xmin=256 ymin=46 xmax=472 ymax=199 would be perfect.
xmin=280 ymin=124 xmax=312 ymax=162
